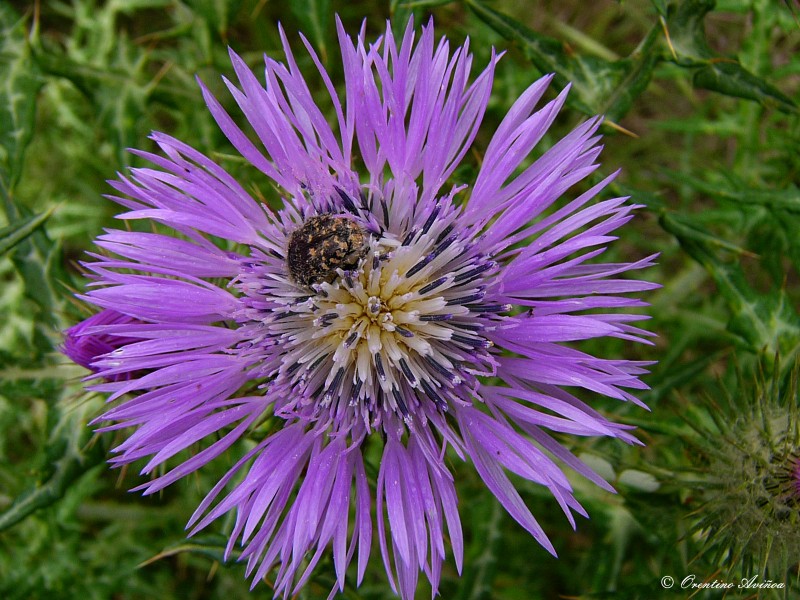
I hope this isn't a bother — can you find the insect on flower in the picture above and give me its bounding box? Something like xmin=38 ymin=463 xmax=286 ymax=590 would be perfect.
xmin=63 ymin=16 xmax=658 ymax=600
xmin=286 ymin=213 xmax=369 ymax=287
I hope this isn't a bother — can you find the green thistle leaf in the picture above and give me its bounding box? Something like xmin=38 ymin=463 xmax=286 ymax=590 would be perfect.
xmin=0 ymin=208 xmax=52 ymax=255
xmin=0 ymin=4 xmax=42 ymax=194
xmin=663 ymin=0 xmax=797 ymax=112
xmin=465 ymin=0 xmax=659 ymax=123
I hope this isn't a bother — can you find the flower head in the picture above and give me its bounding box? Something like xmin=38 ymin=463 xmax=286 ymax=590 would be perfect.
xmin=682 ymin=359 xmax=800 ymax=584
xmin=63 ymin=18 xmax=657 ymax=599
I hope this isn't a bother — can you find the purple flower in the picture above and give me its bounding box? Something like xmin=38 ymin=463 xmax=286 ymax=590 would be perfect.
xmin=64 ymin=18 xmax=657 ymax=599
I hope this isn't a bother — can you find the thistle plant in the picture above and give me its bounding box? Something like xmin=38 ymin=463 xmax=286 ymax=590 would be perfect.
xmin=2 ymin=1 xmax=798 ymax=599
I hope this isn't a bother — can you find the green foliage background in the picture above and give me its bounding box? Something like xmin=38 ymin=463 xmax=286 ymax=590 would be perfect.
xmin=1 ymin=0 xmax=798 ymax=598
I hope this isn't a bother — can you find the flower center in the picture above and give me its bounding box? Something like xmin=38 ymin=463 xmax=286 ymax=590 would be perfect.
xmin=260 ymin=210 xmax=506 ymax=431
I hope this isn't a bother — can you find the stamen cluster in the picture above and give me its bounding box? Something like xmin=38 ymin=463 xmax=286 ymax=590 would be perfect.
xmin=237 ymin=195 xmax=504 ymax=433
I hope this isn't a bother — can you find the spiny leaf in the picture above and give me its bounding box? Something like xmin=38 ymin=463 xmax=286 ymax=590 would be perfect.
xmin=666 ymin=173 xmax=800 ymax=215
xmin=1 ymin=183 xmax=66 ymax=337
xmin=659 ymin=211 xmax=754 ymax=257
xmin=662 ymin=0 xmax=716 ymax=64
xmin=0 ymin=4 xmax=43 ymax=193
xmin=465 ymin=0 xmax=660 ymax=122
xmin=31 ymin=23 xmax=154 ymax=164
xmin=663 ymin=0 xmax=797 ymax=112
xmin=0 ymin=404 xmax=106 ymax=533
xmin=660 ymin=171 xmax=800 ymax=276
xmin=661 ymin=212 xmax=800 ymax=364
xmin=0 ymin=207 xmax=53 ymax=255
xmin=694 ymin=60 xmax=797 ymax=114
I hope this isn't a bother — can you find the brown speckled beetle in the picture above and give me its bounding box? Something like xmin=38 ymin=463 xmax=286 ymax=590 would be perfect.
xmin=286 ymin=215 xmax=369 ymax=287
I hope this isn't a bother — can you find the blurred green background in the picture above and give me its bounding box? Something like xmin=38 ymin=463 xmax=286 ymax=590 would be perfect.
xmin=1 ymin=0 xmax=798 ymax=598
